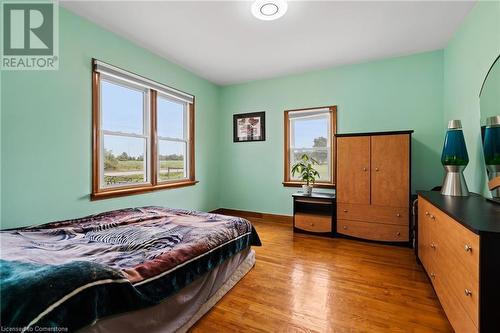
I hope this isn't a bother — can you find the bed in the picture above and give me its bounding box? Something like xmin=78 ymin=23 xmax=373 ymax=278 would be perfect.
xmin=0 ymin=207 xmax=261 ymax=332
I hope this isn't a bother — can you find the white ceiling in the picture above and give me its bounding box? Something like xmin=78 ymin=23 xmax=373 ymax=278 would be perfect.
xmin=61 ymin=0 xmax=476 ymax=85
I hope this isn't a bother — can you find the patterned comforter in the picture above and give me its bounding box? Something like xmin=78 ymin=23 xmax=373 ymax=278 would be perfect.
xmin=0 ymin=207 xmax=261 ymax=332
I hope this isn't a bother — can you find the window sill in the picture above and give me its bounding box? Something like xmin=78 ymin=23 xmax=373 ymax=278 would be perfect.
xmin=282 ymin=181 xmax=335 ymax=189
xmin=91 ymin=180 xmax=198 ymax=200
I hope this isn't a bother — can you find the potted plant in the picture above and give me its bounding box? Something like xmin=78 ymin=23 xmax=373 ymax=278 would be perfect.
xmin=291 ymin=154 xmax=320 ymax=196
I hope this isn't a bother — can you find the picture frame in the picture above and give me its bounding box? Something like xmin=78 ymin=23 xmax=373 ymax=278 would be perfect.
xmin=233 ymin=112 xmax=266 ymax=142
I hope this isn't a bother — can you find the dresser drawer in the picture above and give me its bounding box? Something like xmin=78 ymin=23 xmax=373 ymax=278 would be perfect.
xmin=337 ymin=219 xmax=408 ymax=242
xmin=294 ymin=213 xmax=331 ymax=233
xmin=433 ymin=215 xmax=479 ymax=327
xmin=418 ymin=197 xmax=480 ymax=330
xmin=432 ymin=262 xmax=478 ymax=333
xmin=337 ymin=204 xmax=408 ymax=226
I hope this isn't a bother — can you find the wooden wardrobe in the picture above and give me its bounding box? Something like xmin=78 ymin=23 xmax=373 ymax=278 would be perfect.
xmin=335 ymin=131 xmax=413 ymax=245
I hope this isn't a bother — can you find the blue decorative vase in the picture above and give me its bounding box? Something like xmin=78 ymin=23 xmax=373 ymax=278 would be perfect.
xmin=441 ymin=120 xmax=469 ymax=196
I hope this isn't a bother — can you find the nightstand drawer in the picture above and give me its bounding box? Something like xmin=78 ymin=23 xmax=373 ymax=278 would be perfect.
xmin=337 ymin=219 xmax=408 ymax=242
xmin=295 ymin=213 xmax=331 ymax=233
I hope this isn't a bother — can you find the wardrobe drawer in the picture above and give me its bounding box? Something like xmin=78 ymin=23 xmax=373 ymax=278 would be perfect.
xmin=295 ymin=213 xmax=331 ymax=233
xmin=337 ymin=204 xmax=408 ymax=226
xmin=337 ymin=219 xmax=408 ymax=242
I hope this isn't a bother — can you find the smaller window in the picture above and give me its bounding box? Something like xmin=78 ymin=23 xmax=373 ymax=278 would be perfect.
xmin=283 ymin=106 xmax=336 ymax=188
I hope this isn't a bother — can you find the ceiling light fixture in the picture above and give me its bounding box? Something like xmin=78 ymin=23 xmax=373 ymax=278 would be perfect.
xmin=251 ymin=0 xmax=288 ymax=21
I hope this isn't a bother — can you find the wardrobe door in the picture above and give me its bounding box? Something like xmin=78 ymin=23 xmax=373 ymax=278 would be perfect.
xmin=371 ymin=134 xmax=409 ymax=207
xmin=336 ymin=136 xmax=370 ymax=204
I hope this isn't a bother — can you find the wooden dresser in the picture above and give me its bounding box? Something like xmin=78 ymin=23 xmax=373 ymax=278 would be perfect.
xmin=336 ymin=131 xmax=413 ymax=244
xmin=417 ymin=191 xmax=500 ymax=333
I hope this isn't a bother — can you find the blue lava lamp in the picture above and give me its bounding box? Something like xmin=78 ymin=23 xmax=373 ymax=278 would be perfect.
xmin=484 ymin=116 xmax=500 ymax=198
xmin=441 ymin=120 xmax=469 ymax=196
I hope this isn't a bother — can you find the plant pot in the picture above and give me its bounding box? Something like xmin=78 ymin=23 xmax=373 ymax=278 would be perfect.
xmin=302 ymin=184 xmax=313 ymax=196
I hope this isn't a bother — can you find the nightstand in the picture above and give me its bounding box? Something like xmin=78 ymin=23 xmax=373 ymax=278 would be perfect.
xmin=292 ymin=192 xmax=336 ymax=237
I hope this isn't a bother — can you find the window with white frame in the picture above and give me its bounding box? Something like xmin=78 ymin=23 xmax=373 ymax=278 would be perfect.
xmin=92 ymin=60 xmax=195 ymax=199
xmin=284 ymin=106 xmax=336 ymax=187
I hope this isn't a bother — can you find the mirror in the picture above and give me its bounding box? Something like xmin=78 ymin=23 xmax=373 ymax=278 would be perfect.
xmin=479 ymin=54 xmax=500 ymax=203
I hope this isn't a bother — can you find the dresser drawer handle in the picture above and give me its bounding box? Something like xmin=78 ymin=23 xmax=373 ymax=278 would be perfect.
xmin=430 ymin=272 xmax=436 ymax=279
xmin=430 ymin=243 xmax=435 ymax=249
xmin=343 ymin=209 xmax=348 ymax=213
xmin=464 ymin=289 xmax=472 ymax=297
xmin=310 ymin=223 xmax=314 ymax=227
xmin=375 ymin=167 xmax=380 ymax=172
xmin=464 ymin=244 xmax=472 ymax=252
xmin=396 ymin=213 xmax=401 ymax=217
xmin=396 ymin=232 xmax=401 ymax=236
xmin=343 ymin=225 xmax=348 ymax=230
xmin=425 ymin=211 xmax=430 ymax=216
xmin=362 ymin=167 xmax=367 ymax=172
xmin=430 ymin=215 xmax=435 ymax=220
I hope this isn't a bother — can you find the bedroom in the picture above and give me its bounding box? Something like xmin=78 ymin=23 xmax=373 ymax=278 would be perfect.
xmin=1 ymin=0 xmax=499 ymax=332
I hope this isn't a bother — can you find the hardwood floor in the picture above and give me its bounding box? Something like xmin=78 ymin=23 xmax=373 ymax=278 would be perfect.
xmin=190 ymin=219 xmax=453 ymax=332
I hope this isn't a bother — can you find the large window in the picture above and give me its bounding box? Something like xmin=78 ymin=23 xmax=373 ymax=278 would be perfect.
xmin=92 ymin=60 xmax=196 ymax=199
xmin=283 ymin=106 xmax=336 ymax=188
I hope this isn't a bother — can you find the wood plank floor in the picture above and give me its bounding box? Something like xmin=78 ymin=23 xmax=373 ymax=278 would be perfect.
xmin=190 ymin=220 xmax=453 ymax=332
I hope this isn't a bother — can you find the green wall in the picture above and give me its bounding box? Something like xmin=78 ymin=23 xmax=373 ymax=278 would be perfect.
xmin=1 ymin=8 xmax=221 ymax=228
xmin=3 ymin=2 xmax=496 ymax=226
xmin=219 ymin=51 xmax=445 ymax=215
xmin=443 ymin=0 xmax=500 ymax=196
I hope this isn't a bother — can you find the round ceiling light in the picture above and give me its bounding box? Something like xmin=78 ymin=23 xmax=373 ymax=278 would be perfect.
xmin=251 ymin=0 xmax=288 ymax=21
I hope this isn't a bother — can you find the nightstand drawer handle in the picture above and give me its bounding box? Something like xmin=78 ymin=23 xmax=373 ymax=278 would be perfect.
xmin=343 ymin=209 xmax=348 ymax=213
xmin=430 ymin=243 xmax=436 ymax=249
xmin=430 ymin=215 xmax=435 ymax=220
xmin=375 ymin=167 xmax=379 ymax=171
xmin=310 ymin=223 xmax=314 ymax=227
xmin=343 ymin=225 xmax=348 ymax=230
xmin=396 ymin=232 xmax=401 ymax=237
xmin=362 ymin=167 xmax=367 ymax=171
xmin=430 ymin=272 xmax=436 ymax=278
xmin=425 ymin=211 xmax=430 ymax=216
xmin=396 ymin=213 xmax=401 ymax=217
xmin=464 ymin=244 xmax=472 ymax=252
xmin=464 ymin=289 xmax=472 ymax=297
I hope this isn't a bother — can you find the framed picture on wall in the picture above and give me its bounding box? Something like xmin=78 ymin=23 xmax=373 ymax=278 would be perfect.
xmin=233 ymin=112 xmax=266 ymax=142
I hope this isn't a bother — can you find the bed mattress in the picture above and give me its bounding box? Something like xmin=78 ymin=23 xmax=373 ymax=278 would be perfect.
xmin=80 ymin=248 xmax=255 ymax=333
